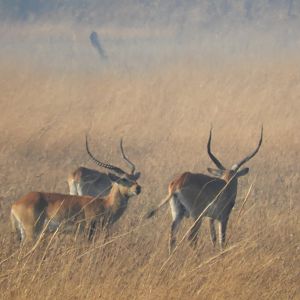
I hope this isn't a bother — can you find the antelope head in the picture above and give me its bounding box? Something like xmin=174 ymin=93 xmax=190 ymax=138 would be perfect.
xmin=107 ymin=173 xmax=141 ymax=197
xmin=85 ymin=135 xmax=141 ymax=197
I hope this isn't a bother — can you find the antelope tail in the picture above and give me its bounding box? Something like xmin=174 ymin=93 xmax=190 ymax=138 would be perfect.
xmin=146 ymin=193 xmax=173 ymax=219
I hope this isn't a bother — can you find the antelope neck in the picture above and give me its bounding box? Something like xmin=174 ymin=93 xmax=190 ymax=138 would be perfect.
xmin=105 ymin=183 xmax=128 ymax=212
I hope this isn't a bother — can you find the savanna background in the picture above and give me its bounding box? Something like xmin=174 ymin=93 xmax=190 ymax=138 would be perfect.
xmin=0 ymin=1 xmax=299 ymax=299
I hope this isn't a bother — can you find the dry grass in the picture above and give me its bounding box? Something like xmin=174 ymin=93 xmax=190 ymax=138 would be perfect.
xmin=0 ymin=29 xmax=299 ymax=299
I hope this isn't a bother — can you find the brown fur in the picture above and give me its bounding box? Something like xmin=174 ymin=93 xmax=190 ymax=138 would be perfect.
xmin=147 ymin=128 xmax=262 ymax=253
xmin=68 ymin=166 xmax=112 ymax=197
xmin=169 ymin=172 xmax=191 ymax=193
xmin=11 ymin=179 xmax=141 ymax=242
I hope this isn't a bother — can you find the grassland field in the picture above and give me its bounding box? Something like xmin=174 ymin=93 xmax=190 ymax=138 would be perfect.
xmin=0 ymin=25 xmax=299 ymax=299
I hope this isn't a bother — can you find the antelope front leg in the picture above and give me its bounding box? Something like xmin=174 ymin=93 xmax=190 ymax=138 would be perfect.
xmin=218 ymin=218 xmax=229 ymax=250
xmin=100 ymin=214 xmax=112 ymax=244
xmin=87 ymin=219 xmax=97 ymax=241
xmin=209 ymin=218 xmax=217 ymax=247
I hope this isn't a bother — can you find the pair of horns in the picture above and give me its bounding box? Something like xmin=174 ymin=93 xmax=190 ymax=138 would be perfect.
xmin=86 ymin=127 xmax=263 ymax=176
xmin=207 ymin=126 xmax=263 ymax=171
xmin=85 ymin=136 xmax=136 ymax=176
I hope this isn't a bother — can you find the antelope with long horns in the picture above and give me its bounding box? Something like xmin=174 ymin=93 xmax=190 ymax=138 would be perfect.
xmin=147 ymin=127 xmax=263 ymax=254
xmin=68 ymin=138 xmax=140 ymax=197
xmin=11 ymin=137 xmax=141 ymax=243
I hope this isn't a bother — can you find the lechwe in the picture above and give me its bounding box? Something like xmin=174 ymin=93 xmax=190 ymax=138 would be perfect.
xmin=68 ymin=137 xmax=140 ymax=197
xmin=147 ymin=127 xmax=263 ymax=254
xmin=10 ymin=144 xmax=142 ymax=243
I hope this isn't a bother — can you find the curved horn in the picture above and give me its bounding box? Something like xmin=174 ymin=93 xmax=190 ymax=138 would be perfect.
xmin=207 ymin=128 xmax=226 ymax=170
xmin=120 ymin=138 xmax=136 ymax=175
xmin=231 ymin=126 xmax=263 ymax=171
xmin=85 ymin=135 xmax=126 ymax=176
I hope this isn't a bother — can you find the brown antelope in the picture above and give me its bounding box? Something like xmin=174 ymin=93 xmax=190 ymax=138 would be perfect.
xmin=147 ymin=127 xmax=263 ymax=254
xmin=68 ymin=138 xmax=140 ymax=197
xmin=11 ymin=140 xmax=141 ymax=243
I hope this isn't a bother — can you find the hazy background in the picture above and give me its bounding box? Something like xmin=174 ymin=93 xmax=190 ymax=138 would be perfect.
xmin=1 ymin=0 xmax=300 ymax=72
xmin=0 ymin=1 xmax=299 ymax=299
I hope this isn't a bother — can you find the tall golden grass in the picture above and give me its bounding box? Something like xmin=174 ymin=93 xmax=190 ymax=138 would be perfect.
xmin=0 ymin=31 xmax=299 ymax=299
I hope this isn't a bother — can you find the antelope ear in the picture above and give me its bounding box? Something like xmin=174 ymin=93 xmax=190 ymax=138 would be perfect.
xmin=108 ymin=173 xmax=120 ymax=182
xmin=207 ymin=168 xmax=224 ymax=177
xmin=236 ymin=168 xmax=249 ymax=177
